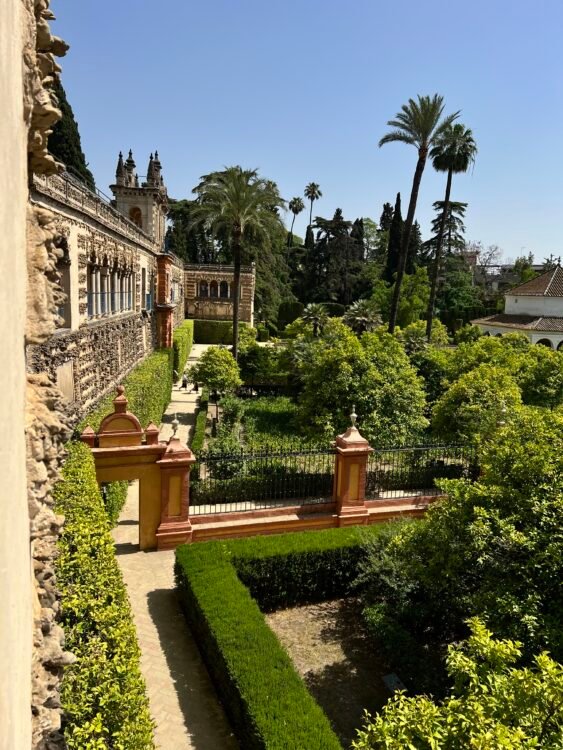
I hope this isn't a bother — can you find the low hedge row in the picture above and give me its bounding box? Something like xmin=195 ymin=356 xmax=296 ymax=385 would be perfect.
xmin=173 ymin=319 xmax=194 ymax=375
xmin=55 ymin=442 xmax=154 ymax=749
xmin=189 ymin=387 xmax=209 ymax=453
xmin=175 ymin=527 xmax=385 ymax=749
xmin=193 ymin=318 xmax=249 ymax=344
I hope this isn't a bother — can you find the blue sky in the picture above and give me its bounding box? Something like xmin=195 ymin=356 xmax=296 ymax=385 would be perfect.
xmin=52 ymin=0 xmax=563 ymax=261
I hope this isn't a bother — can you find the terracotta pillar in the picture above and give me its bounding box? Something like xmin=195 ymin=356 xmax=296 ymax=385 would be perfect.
xmin=155 ymin=433 xmax=196 ymax=550
xmin=333 ymin=411 xmax=373 ymax=526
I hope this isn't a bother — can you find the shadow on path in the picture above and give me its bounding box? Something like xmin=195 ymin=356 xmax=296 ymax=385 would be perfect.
xmin=147 ymin=588 xmax=239 ymax=750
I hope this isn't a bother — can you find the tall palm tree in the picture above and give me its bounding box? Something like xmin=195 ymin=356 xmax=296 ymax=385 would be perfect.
xmin=379 ymin=94 xmax=459 ymax=333
xmin=288 ymin=196 xmax=305 ymax=249
xmin=304 ymin=182 xmax=322 ymax=227
xmin=191 ymin=167 xmax=285 ymax=360
xmin=425 ymin=124 xmax=477 ymax=339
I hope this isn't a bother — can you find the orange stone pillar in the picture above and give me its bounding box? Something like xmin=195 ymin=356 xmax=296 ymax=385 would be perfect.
xmin=156 ymin=254 xmax=175 ymax=348
xmin=333 ymin=411 xmax=373 ymax=526
xmin=155 ymin=431 xmax=196 ymax=550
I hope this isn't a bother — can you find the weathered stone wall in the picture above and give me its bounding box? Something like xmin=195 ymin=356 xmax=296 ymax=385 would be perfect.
xmin=29 ymin=312 xmax=158 ymax=418
xmin=19 ymin=0 xmax=74 ymax=747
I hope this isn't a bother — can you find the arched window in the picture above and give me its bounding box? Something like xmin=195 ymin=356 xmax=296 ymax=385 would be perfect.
xmin=537 ymin=338 xmax=553 ymax=349
xmin=129 ymin=207 xmax=143 ymax=228
xmin=199 ymin=281 xmax=208 ymax=298
xmin=55 ymin=237 xmax=71 ymax=327
xmin=557 ymin=341 xmax=563 ymax=351
xmin=220 ymin=280 xmax=229 ymax=298
xmin=210 ymin=280 xmax=218 ymax=298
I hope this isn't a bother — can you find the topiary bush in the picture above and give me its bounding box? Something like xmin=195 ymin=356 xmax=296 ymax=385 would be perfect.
xmin=55 ymin=442 xmax=154 ymax=749
xmin=173 ymin=319 xmax=194 ymax=374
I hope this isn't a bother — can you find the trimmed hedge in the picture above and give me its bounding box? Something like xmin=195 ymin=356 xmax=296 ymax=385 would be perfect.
xmin=175 ymin=527 xmax=386 ymax=749
xmin=189 ymin=387 xmax=209 ymax=452
xmin=173 ymin=319 xmax=194 ymax=374
xmin=193 ymin=318 xmax=249 ymax=344
xmin=55 ymin=442 xmax=154 ymax=749
xmin=256 ymin=325 xmax=269 ymax=342
xmin=78 ymin=347 xmax=174 ymax=434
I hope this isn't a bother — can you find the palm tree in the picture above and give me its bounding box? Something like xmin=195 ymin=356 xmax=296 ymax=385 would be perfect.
xmin=191 ymin=167 xmax=285 ymax=360
xmin=302 ymin=302 xmax=328 ymax=337
xmin=425 ymin=124 xmax=477 ymax=340
xmin=343 ymin=299 xmax=382 ymax=335
xmin=379 ymin=94 xmax=459 ymax=333
xmin=304 ymin=182 xmax=322 ymax=227
xmin=287 ymin=196 xmax=305 ymax=249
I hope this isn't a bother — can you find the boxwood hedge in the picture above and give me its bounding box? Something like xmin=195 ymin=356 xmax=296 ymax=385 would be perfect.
xmin=193 ymin=318 xmax=249 ymax=344
xmin=55 ymin=442 xmax=154 ymax=749
xmin=175 ymin=526 xmax=386 ymax=749
xmin=173 ymin=319 xmax=194 ymax=375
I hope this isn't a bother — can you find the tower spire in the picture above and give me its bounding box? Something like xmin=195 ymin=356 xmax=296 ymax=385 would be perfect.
xmin=115 ymin=151 xmax=125 ymax=186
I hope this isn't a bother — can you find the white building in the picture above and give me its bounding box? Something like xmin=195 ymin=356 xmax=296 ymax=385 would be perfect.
xmin=472 ymin=265 xmax=563 ymax=350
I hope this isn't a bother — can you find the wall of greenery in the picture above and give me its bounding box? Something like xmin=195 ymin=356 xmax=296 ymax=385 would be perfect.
xmin=172 ymin=319 xmax=194 ymax=375
xmin=193 ymin=319 xmax=250 ymax=344
xmin=54 ymin=442 xmax=154 ymax=749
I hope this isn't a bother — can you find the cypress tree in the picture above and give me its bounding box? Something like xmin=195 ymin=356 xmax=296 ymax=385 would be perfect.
xmin=383 ymin=193 xmax=403 ymax=283
xmin=379 ymin=202 xmax=394 ymax=232
xmin=48 ymin=79 xmax=95 ymax=189
xmin=406 ymin=220 xmax=423 ymax=273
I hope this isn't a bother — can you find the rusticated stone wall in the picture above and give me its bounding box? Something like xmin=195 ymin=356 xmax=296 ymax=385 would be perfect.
xmin=29 ymin=312 xmax=158 ymax=418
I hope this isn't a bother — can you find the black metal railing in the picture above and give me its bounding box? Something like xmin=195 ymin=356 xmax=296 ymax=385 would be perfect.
xmin=190 ymin=446 xmax=336 ymax=514
xmin=365 ymin=444 xmax=479 ymax=500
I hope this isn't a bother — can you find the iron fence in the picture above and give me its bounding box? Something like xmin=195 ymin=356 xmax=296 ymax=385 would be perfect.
xmin=365 ymin=444 xmax=479 ymax=500
xmin=190 ymin=446 xmax=336 ymax=515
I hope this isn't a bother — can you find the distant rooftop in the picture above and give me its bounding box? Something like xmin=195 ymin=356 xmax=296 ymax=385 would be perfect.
xmin=508 ymin=265 xmax=563 ymax=297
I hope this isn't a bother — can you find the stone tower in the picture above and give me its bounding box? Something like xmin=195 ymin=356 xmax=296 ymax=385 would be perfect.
xmin=110 ymin=150 xmax=168 ymax=247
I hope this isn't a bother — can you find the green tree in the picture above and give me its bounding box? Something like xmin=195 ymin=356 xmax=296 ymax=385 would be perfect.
xmin=304 ymin=182 xmax=322 ymax=227
xmin=383 ymin=193 xmax=403 ymax=283
xmin=406 ymin=220 xmax=423 ymax=273
xmin=302 ymin=302 xmax=329 ymax=337
xmin=432 ymin=364 xmax=522 ymax=444
xmin=354 ymin=619 xmax=563 ymax=750
xmin=294 ymin=320 xmax=428 ymax=446
xmin=513 ymin=253 xmax=538 ymax=284
xmin=397 ymin=319 xmax=449 ymax=355
xmin=379 ymin=95 xmax=459 ymax=333
xmin=191 ymin=167 xmax=285 ymax=359
xmin=287 ymin=196 xmax=305 ymax=248
xmin=48 ymin=79 xmax=95 ymax=189
xmin=426 ymin=123 xmax=477 ymax=339
xmin=379 ymin=202 xmax=394 ymax=232
xmin=188 ymin=346 xmax=241 ymax=394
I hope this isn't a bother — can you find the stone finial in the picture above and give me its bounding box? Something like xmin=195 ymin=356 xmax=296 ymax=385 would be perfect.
xmin=115 ymin=151 xmax=125 ymax=185
xmin=171 ymin=413 xmax=179 ymax=437
xmin=145 ymin=422 xmax=159 ymax=445
xmin=350 ymin=404 xmax=357 ymax=427
xmin=113 ymin=385 xmax=128 ymax=414
xmin=80 ymin=425 xmax=96 ymax=447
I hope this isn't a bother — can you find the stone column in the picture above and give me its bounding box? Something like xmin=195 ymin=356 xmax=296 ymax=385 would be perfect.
xmin=156 ymin=425 xmax=196 ymax=550
xmin=100 ymin=267 xmax=109 ymax=315
xmin=93 ymin=266 xmax=100 ymax=316
xmin=333 ymin=409 xmax=373 ymax=526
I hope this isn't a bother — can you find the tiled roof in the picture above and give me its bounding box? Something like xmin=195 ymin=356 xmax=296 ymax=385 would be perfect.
xmin=472 ymin=313 xmax=563 ymax=333
xmin=508 ymin=265 xmax=563 ymax=297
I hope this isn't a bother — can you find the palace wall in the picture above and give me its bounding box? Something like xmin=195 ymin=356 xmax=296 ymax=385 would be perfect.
xmin=184 ymin=263 xmax=255 ymax=324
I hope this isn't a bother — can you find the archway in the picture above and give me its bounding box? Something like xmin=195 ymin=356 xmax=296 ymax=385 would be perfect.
xmin=536 ymin=338 xmax=553 ymax=348
xmin=81 ymin=387 xmax=195 ymax=550
xmin=558 ymin=341 xmax=563 ymax=351
xmin=129 ymin=206 xmax=143 ymax=228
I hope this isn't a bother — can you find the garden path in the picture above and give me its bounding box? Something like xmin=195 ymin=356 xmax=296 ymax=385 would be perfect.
xmin=112 ymin=343 xmax=238 ymax=750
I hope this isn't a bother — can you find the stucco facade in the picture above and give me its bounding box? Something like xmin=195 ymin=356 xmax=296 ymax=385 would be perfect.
xmin=184 ymin=262 xmax=255 ymax=324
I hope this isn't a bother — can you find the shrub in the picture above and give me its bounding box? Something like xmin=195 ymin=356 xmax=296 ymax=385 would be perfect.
xmin=277 ymin=300 xmax=304 ymax=329
xmin=189 ymin=346 xmax=241 ymax=395
xmin=256 ymin=325 xmax=269 ymax=342
xmin=454 ymin=323 xmax=482 ymax=344
xmin=172 ymin=319 xmax=194 ymax=374
xmin=101 ymin=480 xmax=129 ymax=527
xmin=55 ymin=442 xmax=154 ymax=749
xmin=175 ymin=528 xmax=386 ymax=750
xmin=193 ymin=319 xmax=249 ymax=344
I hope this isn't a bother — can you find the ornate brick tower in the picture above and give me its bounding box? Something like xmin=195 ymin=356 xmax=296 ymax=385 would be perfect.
xmin=110 ymin=150 xmax=168 ymax=248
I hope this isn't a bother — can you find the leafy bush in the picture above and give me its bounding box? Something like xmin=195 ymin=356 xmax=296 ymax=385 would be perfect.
xmin=277 ymin=300 xmax=304 ymax=329
xmin=55 ymin=442 xmax=154 ymax=749
xmin=193 ymin=319 xmax=249 ymax=344
xmin=189 ymin=346 xmax=241 ymax=395
xmin=101 ymin=480 xmax=129 ymax=527
xmin=432 ymin=364 xmax=522 ymax=444
xmin=256 ymin=325 xmax=269 ymax=342
xmin=220 ymin=393 xmax=245 ymax=428
xmin=172 ymin=319 xmax=194 ymax=374
xmin=396 ymin=319 xmax=449 ymax=353
xmin=175 ymin=528 xmax=386 ymax=750
xmin=354 ymin=619 xmax=563 ymax=749
xmin=358 ymin=408 xmax=563 ymax=682
xmin=454 ymin=323 xmax=482 ymax=343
